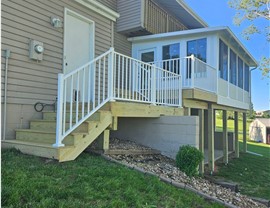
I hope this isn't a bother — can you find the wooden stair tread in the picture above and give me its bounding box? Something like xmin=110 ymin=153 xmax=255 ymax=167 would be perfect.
xmin=15 ymin=129 xmax=56 ymax=134
xmin=2 ymin=140 xmax=71 ymax=148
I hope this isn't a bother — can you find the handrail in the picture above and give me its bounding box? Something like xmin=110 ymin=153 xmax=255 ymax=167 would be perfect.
xmin=53 ymin=48 xmax=182 ymax=147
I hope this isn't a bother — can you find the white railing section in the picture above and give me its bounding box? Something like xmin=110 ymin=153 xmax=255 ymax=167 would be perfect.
xmin=153 ymin=55 xmax=217 ymax=93
xmin=113 ymin=52 xmax=182 ymax=106
xmin=54 ymin=48 xmax=182 ymax=147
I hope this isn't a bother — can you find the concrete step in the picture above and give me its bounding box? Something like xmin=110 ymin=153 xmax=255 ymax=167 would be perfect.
xmin=15 ymin=129 xmax=75 ymax=145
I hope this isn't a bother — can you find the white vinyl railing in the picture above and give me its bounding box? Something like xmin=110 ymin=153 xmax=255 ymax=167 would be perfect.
xmin=153 ymin=55 xmax=217 ymax=93
xmin=54 ymin=48 xmax=182 ymax=147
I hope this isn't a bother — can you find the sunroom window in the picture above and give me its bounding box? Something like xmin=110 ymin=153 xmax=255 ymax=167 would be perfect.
xmin=230 ymin=49 xmax=237 ymax=85
xmin=219 ymin=39 xmax=228 ymax=81
xmin=238 ymin=57 xmax=244 ymax=89
xmin=187 ymin=38 xmax=207 ymax=62
xmin=186 ymin=38 xmax=207 ymax=78
xmin=244 ymin=64 xmax=250 ymax=92
xmin=162 ymin=43 xmax=180 ymax=74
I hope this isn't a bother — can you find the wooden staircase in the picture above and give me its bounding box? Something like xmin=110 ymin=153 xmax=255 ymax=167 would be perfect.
xmin=2 ymin=108 xmax=113 ymax=162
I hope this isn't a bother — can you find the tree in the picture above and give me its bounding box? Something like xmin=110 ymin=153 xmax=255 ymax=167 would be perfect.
xmin=228 ymin=0 xmax=270 ymax=77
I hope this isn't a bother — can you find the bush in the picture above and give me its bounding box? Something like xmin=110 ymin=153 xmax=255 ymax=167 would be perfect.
xmin=175 ymin=145 xmax=204 ymax=177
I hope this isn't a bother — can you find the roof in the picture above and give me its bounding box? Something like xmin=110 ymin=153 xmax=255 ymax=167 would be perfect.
xmin=256 ymin=118 xmax=270 ymax=127
xmin=128 ymin=26 xmax=257 ymax=67
xmin=154 ymin=0 xmax=208 ymax=29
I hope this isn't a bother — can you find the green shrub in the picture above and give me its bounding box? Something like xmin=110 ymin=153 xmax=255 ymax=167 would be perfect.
xmin=175 ymin=145 xmax=204 ymax=177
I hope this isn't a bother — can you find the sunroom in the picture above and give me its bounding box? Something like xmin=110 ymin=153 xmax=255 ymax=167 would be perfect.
xmin=129 ymin=26 xmax=257 ymax=110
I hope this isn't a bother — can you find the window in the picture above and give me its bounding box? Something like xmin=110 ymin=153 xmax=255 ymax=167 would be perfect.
xmin=141 ymin=51 xmax=154 ymax=63
xmin=219 ymin=39 xmax=228 ymax=81
xmin=238 ymin=57 xmax=243 ymax=88
xmin=229 ymin=49 xmax=237 ymax=85
xmin=244 ymin=64 xmax=250 ymax=92
xmin=162 ymin=43 xmax=180 ymax=74
xmin=187 ymin=38 xmax=207 ymax=62
xmin=187 ymin=38 xmax=207 ymax=78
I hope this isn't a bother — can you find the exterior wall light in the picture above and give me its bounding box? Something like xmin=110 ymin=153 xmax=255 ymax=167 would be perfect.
xmin=51 ymin=16 xmax=62 ymax=28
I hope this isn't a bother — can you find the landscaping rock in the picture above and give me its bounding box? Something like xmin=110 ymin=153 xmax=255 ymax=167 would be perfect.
xmin=104 ymin=138 xmax=267 ymax=208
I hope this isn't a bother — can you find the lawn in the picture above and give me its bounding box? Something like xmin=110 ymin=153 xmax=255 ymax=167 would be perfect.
xmin=212 ymin=142 xmax=270 ymax=200
xmin=1 ymin=149 xmax=224 ymax=208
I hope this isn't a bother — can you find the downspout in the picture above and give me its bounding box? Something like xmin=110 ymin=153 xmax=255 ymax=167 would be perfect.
xmin=3 ymin=49 xmax=11 ymax=140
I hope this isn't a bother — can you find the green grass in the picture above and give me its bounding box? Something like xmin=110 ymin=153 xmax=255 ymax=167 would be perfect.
xmin=1 ymin=149 xmax=224 ymax=208
xmin=213 ymin=142 xmax=270 ymax=200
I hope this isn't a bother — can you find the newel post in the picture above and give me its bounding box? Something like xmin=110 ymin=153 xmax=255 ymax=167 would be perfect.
xmin=53 ymin=73 xmax=65 ymax=148
xmin=108 ymin=47 xmax=115 ymax=100
xmin=151 ymin=65 xmax=157 ymax=105
xmin=191 ymin=54 xmax=195 ymax=88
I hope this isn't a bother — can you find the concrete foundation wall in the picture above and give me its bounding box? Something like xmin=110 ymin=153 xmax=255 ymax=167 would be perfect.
xmin=204 ymin=131 xmax=235 ymax=151
xmin=111 ymin=116 xmax=199 ymax=159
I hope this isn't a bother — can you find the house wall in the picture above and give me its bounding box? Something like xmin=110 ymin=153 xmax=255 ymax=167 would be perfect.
xmin=1 ymin=0 xmax=115 ymax=138
xmin=116 ymin=0 xmax=143 ymax=33
xmin=110 ymin=116 xmax=199 ymax=159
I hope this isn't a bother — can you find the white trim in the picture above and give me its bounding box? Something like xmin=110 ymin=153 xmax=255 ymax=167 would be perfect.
xmin=74 ymin=0 xmax=119 ymax=21
xmin=63 ymin=8 xmax=95 ymax=74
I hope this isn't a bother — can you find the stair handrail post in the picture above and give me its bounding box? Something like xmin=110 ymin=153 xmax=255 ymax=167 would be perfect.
xmin=191 ymin=54 xmax=195 ymax=88
xmin=53 ymin=73 xmax=65 ymax=148
xmin=151 ymin=65 xmax=157 ymax=105
xmin=108 ymin=47 xmax=115 ymax=100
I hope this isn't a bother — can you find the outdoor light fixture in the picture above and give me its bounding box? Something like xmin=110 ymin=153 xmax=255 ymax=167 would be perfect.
xmin=51 ymin=16 xmax=62 ymax=28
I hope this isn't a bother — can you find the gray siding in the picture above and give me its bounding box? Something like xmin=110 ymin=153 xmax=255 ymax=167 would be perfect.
xmin=116 ymin=0 xmax=142 ymax=33
xmin=1 ymin=0 xmax=114 ymax=105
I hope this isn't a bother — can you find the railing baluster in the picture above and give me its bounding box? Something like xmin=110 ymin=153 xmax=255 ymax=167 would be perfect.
xmin=62 ymin=79 xmax=67 ymax=134
xmin=103 ymin=56 xmax=106 ymax=101
xmin=117 ymin=54 xmax=120 ymax=98
xmin=76 ymin=71 xmax=79 ymax=123
xmin=87 ymin=65 xmax=91 ymax=114
xmin=98 ymin=59 xmax=101 ymax=105
xmin=121 ymin=56 xmax=124 ymax=99
xmin=82 ymin=67 xmax=85 ymax=117
xmin=70 ymin=75 xmax=73 ymax=129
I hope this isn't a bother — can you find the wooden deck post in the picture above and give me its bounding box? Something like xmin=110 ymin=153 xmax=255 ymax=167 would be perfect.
xmin=243 ymin=112 xmax=247 ymax=153
xmin=184 ymin=107 xmax=191 ymax=116
xmin=97 ymin=130 xmax=110 ymax=151
xmin=208 ymin=104 xmax=215 ymax=173
xmin=234 ymin=111 xmax=239 ymax=158
xmin=222 ymin=110 xmax=228 ymax=164
xmin=198 ymin=109 xmax=204 ymax=174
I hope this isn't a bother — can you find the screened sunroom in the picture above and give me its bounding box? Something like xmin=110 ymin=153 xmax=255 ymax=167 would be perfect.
xmin=128 ymin=26 xmax=257 ymax=109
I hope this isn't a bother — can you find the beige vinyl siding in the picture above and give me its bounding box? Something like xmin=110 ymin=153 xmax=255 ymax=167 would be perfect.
xmin=117 ymin=0 xmax=142 ymax=33
xmin=1 ymin=0 xmax=114 ymax=105
xmin=114 ymin=24 xmax=132 ymax=56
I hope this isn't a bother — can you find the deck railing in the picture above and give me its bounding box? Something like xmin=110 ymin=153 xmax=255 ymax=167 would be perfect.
xmin=54 ymin=48 xmax=182 ymax=147
xmin=144 ymin=0 xmax=187 ymax=34
xmin=152 ymin=55 xmax=217 ymax=93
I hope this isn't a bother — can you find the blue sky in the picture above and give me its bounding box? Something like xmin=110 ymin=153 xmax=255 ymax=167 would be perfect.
xmin=185 ymin=0 xmax=269 ymax=111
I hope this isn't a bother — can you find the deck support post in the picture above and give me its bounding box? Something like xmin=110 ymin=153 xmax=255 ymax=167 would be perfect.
xmin=243 ymin=112 xmax=247 ymax=153
xmin=184 ymin=107 xmax=191 ymax=116
xmin=97 ymin=129 xmax=110 ymax=151
xmin=222 ymin=110 xmax=228 ymax=164
xmin=234 ymin=111 xmax=239 ymax=158
xmin=198 ymin=109 xmax=204 ymax=174
xmin=207 ymin=104 xmax=215 ymax=173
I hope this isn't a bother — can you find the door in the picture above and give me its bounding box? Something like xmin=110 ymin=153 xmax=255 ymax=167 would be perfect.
xmin=64 ymin=9 xmax=94 ymax=102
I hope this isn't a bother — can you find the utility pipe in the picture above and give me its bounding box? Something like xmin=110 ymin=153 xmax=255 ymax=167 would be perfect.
xmin=3 ymin=49 xmax=11 ymax=140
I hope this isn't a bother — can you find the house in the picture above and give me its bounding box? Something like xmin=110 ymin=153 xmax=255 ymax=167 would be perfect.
xmin=1 ymin=0 xmax=257 ymax=174
xmin=249 ymin=118 xmax=270 ymax=144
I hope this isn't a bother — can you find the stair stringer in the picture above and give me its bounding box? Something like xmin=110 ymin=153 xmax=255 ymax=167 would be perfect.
xmin=58 ymin=112 xmax=112 ymax=162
